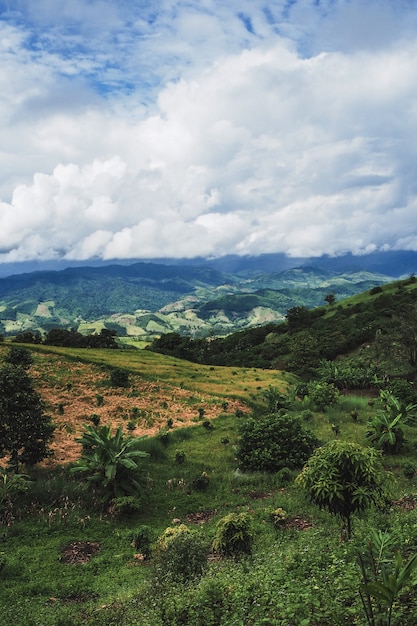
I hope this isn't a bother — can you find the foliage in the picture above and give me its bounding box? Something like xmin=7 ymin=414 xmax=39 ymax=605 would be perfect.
xmin=366 ymin=390 xmax=417 ymax=454
xmin=260 ymin=384 xmax=289 ymax=412
xmin=358 ymin=529 xmax=417 ymax=626
xmin=71 ymin=424 xmax=149 ymax=504
xmin=130 ymin=525 xmax=154 ymax=559
xmin=191 ymin=471 xmax=210 ymax=491
xmin=306 ymin=381 xmax=339 ymax=411
xmin=110 ymin=367 xmax=130 ymax=388
xmin=155 ymin=525 xmax=209 ymax=583
xmin=0 ymin=363 xmax=55 ymax=471
xmin=4 ymin=346 xmax=33 ymax=369
xmin=0 ymin=470 xmax=30 ymax=527
xmin=297 ymin=441 xmax=388 ymax=538
xmin=44 ymin=327 xmax=118 ymax=349
xmin=237 ymin=413 xmax=319 ymax=473
xmin=12 ymin=330 xmax=42 ymax=344
xmin=212 ymin=512 xmax=254 ymax=558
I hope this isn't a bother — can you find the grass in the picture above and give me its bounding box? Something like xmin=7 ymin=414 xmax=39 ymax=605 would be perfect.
xmin=2 ymin=344 xmax=417 ymax=624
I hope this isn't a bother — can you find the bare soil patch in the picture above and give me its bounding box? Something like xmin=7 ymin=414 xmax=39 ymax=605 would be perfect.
xmin=60 ymin=541 xmax=100 ymax=565
xmin=185 ymin=510 xmax=217 ymax=524
xmin=26 ymin=352 xmax=248 ymax=466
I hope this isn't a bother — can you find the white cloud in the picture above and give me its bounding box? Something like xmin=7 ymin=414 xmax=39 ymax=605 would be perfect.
xmin=1 ymin=1 xmax=417 ymax=262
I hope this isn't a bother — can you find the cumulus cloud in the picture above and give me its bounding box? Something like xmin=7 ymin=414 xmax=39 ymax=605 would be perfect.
xmin=1 ymin=1 xmax=417 ymax=262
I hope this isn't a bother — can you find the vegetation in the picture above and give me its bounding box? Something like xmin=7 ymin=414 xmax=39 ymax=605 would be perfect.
xmin=0 ymin=354 xmax=55 ymax=472
xmin=71 ymin=424 xmax=149 ymax=504
xmin=3 ymin=276 xmax=417 ymax=624
xmin=237 ymin=412 xmax=319 ymax=472
xmin=296 ymin=441 xmax=389 ymax=539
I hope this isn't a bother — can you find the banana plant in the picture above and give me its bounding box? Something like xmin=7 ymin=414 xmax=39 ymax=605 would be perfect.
xmin=71 ymin=424 xmax=149 ymax=503
xmin=366 ymin=391 xmax=417 ymax=454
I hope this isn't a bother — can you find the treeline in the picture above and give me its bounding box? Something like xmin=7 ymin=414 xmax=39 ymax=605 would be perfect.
xmin=12 ymin=328 xmax=119 ymax=349
xmin=148 ymin=277 xmax=417 ymax=375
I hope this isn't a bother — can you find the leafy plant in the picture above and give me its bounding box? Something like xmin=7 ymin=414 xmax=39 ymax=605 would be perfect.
xmin=110 ymin=368 xmax=130 ymax=388
xmin=0 ymin=363 xmax=55 ymax=472
xmin=237 ymin=413 xmax=319 ymax=473
xmin=212 ymin=512 xmax=254 ymax=558
xmin=296 ymin=441 xmax=389 ymax=538
xmin=155 ymin=525 xmax=209 ymax=583
xmin=306 ymin=381 xmax=339 ymax=411
xmin=366 ymin=390 xmax=417 ymax=454
xmin=358 ymin=529 xmax=417 ymax=626
xmin=71 ymin=424 xmax=149 ymax=504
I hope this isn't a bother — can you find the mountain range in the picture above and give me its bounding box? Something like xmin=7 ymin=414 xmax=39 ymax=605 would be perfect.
xmin=1 ymin=250 xmax=416 ymax=340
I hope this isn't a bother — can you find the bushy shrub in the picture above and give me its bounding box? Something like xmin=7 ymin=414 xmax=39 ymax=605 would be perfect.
xmin=110 ymin=368 xmax=130 ymax=388
xmin=174 ymin=449 xmax=186 ymax=464
xmin=131 ymin=525 xmax=153 ymax=559
xmin=402 ymin=461 xmax=416 ymax=479
xmin=212 ymin=512 xmax=254 ymax=558
xmin=237 ymin=413 xmax=319 ymax=473
xmin=276 ymin=467 xmax=292 ymax=485
xmin=192 ymin=472 xmax=210 ymax=492
xmin=270 ymin=507 xmax=287 ymax=529
xmin=155 ymin=524 xmax=209 ymax=582
xmin=307 ymin=382 xmax=339 ymax=411
xmin=0 ymin=552 xmax=6 ymax=572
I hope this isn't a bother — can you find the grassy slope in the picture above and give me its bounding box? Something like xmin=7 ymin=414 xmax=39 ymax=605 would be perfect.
xmin=2 ymin=281 xmax=417 ymax=624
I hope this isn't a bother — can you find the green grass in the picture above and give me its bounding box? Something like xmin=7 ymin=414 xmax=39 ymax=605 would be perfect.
xmin=2 ymin=343 xmax=417 ymax=624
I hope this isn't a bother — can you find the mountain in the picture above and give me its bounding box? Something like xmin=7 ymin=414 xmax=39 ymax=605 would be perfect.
xmin=0 ymin=256 xmax=398 ymax=339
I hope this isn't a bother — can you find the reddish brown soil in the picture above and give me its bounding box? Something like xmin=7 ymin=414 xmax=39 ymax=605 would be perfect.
xmin=24 ymin=352 xmax=248 ymax=467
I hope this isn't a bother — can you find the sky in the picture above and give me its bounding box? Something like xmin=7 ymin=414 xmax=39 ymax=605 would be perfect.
xmin=1 ymin=0 xmax=417 ymax=264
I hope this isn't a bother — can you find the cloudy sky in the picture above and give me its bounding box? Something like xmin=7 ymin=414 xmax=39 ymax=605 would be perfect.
xmin=1 ymin=0 xmax=417 ymax=263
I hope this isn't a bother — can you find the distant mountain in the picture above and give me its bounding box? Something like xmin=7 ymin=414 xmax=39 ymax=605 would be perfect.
xmin=0 ymin=258 xmax=397 ymax=340
xmin=1 ymin=249 xmax=417 ymax=278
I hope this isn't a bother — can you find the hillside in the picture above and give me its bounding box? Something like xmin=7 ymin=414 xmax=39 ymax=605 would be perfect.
xmin=149 ymin=275 xmax=417 ymax=374
xmin=0 ymin=259 xmax=393 ymax=339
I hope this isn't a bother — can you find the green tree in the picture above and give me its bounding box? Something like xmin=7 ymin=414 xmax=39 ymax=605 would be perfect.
xmin=4 ymin=346 xmax=33 ymax=369
xmin=296 ymin=441 xmax=388 ymax=538
xmin=71 ymin=424 xmax=149 ymax=504
xmin=0 ymin=363 xmax=55 ymax=472
xmin=324 ymin=293 xmax=336 ymax=306
xmin=237 ymin=413 xmax=318 ymax=473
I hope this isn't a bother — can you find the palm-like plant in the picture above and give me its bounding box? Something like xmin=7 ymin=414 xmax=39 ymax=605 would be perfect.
xmin=366 ymin=391 xmax=417 ymax=454
xmin=71 ymin=424 xmax=149 ymax=503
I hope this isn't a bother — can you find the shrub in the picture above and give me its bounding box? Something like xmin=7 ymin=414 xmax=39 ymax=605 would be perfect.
xmin=155 ymin=525 xmax=209 ymax=583
xmin=192 ymin=472 xmax=210 ymax=492
xmin=110 ymin=368 xmax=130 ymax=388
xmin=174 ymin=449 xmax=186 ymax=464
xmin=0 ymin=552 xmax=6 ymax=572
xmin=271 ymin=507 xmax=287 ymax=529
xmin=202 ymin=419 xmax=214 ymax=431
xmin=212 ymin=512 xmax=254 ymax=558
xmin=110 ymin=495 xmax=142 ymax=517
xmin=237 ymin=413 xmax=319 ymax=473
xmin=307 ymin=382 xmax=339 ymax=411
xmin=130 ymin=525 xmax=153 ymax=559
xmin=276 ymin=467 xmax=292 ymax=485
xmin=402 ymin=461 xmax=416 ymax=479
xmin=297 ymin=441 xmax=388 ymax=538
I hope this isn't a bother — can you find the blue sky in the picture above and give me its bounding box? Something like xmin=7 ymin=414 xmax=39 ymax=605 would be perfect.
xmin=0 ymin=0 xmax=417 ymax=262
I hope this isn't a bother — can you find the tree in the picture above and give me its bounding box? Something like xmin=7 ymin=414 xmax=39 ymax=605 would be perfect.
xmin=4 ymin=346 xmax=33 ymax=370
xmin=296 ymin=441 xmax=388 ymax=538
xmin=237 ymin=413 xmax=319 ymax=473
xmin=0 ymin=363 xmax=55 ymax=472
xmin=71 ymin=424 xmax=149 ymax=504
xmin=324 ymin=293 xmax=336 ymax=306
